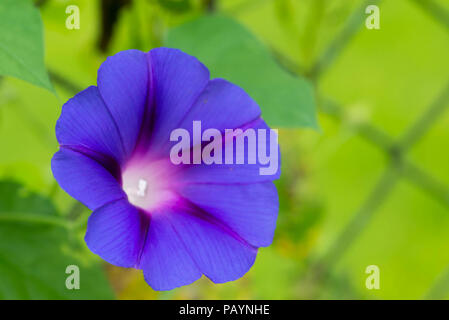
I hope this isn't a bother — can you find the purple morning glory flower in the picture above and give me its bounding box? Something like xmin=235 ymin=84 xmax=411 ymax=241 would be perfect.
xmin=52 ymin=48 xmax=280 ymax=290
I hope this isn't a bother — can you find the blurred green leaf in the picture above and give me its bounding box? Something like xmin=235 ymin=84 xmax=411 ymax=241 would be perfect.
xmin=0 ymin=180 xmax=114 ymax=299
xmin=0 ymin=180 xmax=56 ymax=216
xmin=0 ymin=0 xmax=53 ymax=92
xmin=166 ymin=14 xmax=318 ymax=129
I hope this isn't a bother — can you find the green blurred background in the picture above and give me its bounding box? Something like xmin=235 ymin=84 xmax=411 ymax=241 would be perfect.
xmin=1 ymin=0 xmax=449 ymax=299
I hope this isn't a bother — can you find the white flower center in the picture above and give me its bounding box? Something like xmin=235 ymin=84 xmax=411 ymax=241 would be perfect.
xmin=123 ymin=178 xmax=148 ymax=203
xmin=122 ymin=159 xmax=177 ymax=212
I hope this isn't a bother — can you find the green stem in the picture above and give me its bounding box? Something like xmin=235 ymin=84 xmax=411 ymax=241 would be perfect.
xmin=411 ymin=0 xmax=449 ymax=32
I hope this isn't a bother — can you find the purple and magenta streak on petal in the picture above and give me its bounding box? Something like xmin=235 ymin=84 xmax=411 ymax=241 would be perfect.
xmin=55 ymin=86 xmax=126 ymax=165
xmin=176 ymin=119 xmax=280 ymax=184
xmin=97 ymin=49 xmax=150 ymax=160
xmin=160 ymin=78 xmax=263 ymax=162
xmin=51 ymin=148 xmax=126 ymax=210
xmin=144 ymin=48 xmax=210 ymax=158
xmin=140 ymin=211 xmax=202 ymax=291
xmin=59 ymin=144 xmax=122 ymax=184
xmin=176 ymin=182 xmax=279 ymax=247
xmin=165 ymin=206 xmax=257 ymax=284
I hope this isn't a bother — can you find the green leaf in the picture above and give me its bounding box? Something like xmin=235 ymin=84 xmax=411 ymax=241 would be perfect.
xmin=166 ymin=14 xmax=318 ymax=129
xmin=0 ymin=0 xmax=53 ymax=92
xmin=0 ymin=181 xmax=114 ymax=299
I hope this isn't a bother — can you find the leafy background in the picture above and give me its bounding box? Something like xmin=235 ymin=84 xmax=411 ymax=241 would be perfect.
xmin=0 ymin=0 xmax=448 ymax=299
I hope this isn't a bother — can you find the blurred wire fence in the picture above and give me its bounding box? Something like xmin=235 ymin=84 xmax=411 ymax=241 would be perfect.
xmin=278 ymin=0 xmax=449 ymax=299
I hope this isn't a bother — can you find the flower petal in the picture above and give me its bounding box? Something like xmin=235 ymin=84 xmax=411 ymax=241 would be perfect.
xmin=148 ymin=48 xmax=210 ymax=154
xmin=56 ymin=86 xmax=126 ymax=164
xmin=97 ymin=49 xmax=150 ymax=158
xmin=178 ymin=182 xmax=278 ymax=247
xmin=140 ymin=213 xmax=202 ymax=291
xmin=177 ymin=119 xmax=281 ymax=184
xmin=178 ymin=78 xmax=261 ymax=135
xmin=158 ymin=208 xmax=258 ymax=284
xmin=51 ymin=148 xmax=125 ymax=210
xmin=85 ymin=199 xmax=146 ymax=268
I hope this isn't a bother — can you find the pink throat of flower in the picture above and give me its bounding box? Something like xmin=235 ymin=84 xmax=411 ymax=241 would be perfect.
xmin=121 ymin=157 xmax=178 ymax=213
